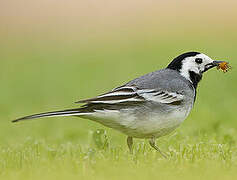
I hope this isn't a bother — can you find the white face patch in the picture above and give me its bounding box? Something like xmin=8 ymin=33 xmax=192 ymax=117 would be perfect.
xmin=179 ymin=53 xmax=214 ymax=82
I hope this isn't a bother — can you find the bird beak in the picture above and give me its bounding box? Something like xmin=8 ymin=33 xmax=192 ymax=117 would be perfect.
xmin=212 ymin=60 xmax=225 ymax=66
xmin=203 ymin=60 xmax=225 ymax=72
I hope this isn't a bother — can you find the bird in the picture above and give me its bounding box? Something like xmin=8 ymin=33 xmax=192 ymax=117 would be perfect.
xmin=13 ymin=51 xmax=225 ymax=157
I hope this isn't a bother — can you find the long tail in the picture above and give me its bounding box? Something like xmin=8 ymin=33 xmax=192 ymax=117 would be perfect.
xmin=12 ymin=108 xmax=90 ymax=123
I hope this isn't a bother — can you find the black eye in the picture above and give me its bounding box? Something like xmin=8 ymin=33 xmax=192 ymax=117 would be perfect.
xmin=195 ymin=58 xmax=203 ymax=64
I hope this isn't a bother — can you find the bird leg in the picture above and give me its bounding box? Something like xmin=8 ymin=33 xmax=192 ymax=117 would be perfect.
xmin=149 ymin=138 xmax=167 ymax=158
xmin=127 ymin=136 xmax=133 ymax=154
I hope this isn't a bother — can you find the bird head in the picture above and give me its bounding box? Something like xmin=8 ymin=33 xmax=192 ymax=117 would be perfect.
xmin=167 ymin=52 xmax=224 ymax=88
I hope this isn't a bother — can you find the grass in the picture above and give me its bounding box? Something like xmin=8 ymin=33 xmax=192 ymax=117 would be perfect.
xmin=0 ymin=31 xmax=237 ymax=180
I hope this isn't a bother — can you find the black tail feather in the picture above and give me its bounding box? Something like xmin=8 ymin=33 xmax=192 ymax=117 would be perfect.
xmin=12 ymin=108 xmax=88 ymax=123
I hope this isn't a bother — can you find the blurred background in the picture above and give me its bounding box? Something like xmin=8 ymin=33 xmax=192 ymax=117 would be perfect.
xmin=0 ymin=1 xmax=237 ymax=178
xmin=1 ymin=0 xmax=237 ymax=142
xmin=1 ymin=0 xmax=237 ymax=143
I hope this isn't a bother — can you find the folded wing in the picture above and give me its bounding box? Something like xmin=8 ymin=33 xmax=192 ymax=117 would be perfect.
xmin=76 ymin=86 xmax=184 ymax=105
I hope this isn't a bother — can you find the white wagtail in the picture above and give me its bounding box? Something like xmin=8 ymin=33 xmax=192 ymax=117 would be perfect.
xmin=13 ymin=52 xmax=226 ymax=157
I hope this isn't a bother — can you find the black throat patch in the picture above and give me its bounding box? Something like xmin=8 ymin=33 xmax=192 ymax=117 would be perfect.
xmin=189 ymin=71 xmax=202 ymax=89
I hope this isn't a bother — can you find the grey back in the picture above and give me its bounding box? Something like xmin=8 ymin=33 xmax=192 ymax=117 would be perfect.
xmin=126 ymin=68 xmax=195 ymax=99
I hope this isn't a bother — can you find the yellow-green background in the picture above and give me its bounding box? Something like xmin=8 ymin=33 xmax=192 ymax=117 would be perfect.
xmin=0 ymin=0 xmax=237 ymax=179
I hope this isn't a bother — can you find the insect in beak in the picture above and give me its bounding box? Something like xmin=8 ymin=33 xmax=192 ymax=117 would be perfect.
xmin=204 ymin=60 xmax=231 ymax=73
xmin=215 ymin=61 xmax=232 ymax=73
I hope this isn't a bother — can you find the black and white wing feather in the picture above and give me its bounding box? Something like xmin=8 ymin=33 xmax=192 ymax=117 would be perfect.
xmin=76 ymin=86 xmax=144 ymax=104
xmin=76 ymin=86 xmax=184 ymax=105
xmin=137 ymin=89 xmax=184 ymax=104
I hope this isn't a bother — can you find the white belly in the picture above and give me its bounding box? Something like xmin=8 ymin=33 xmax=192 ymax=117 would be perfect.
xmin=128 ymin=108 xmax=190 ymax=138
xmin=87 ymin=105 xmax=192 ymax=139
